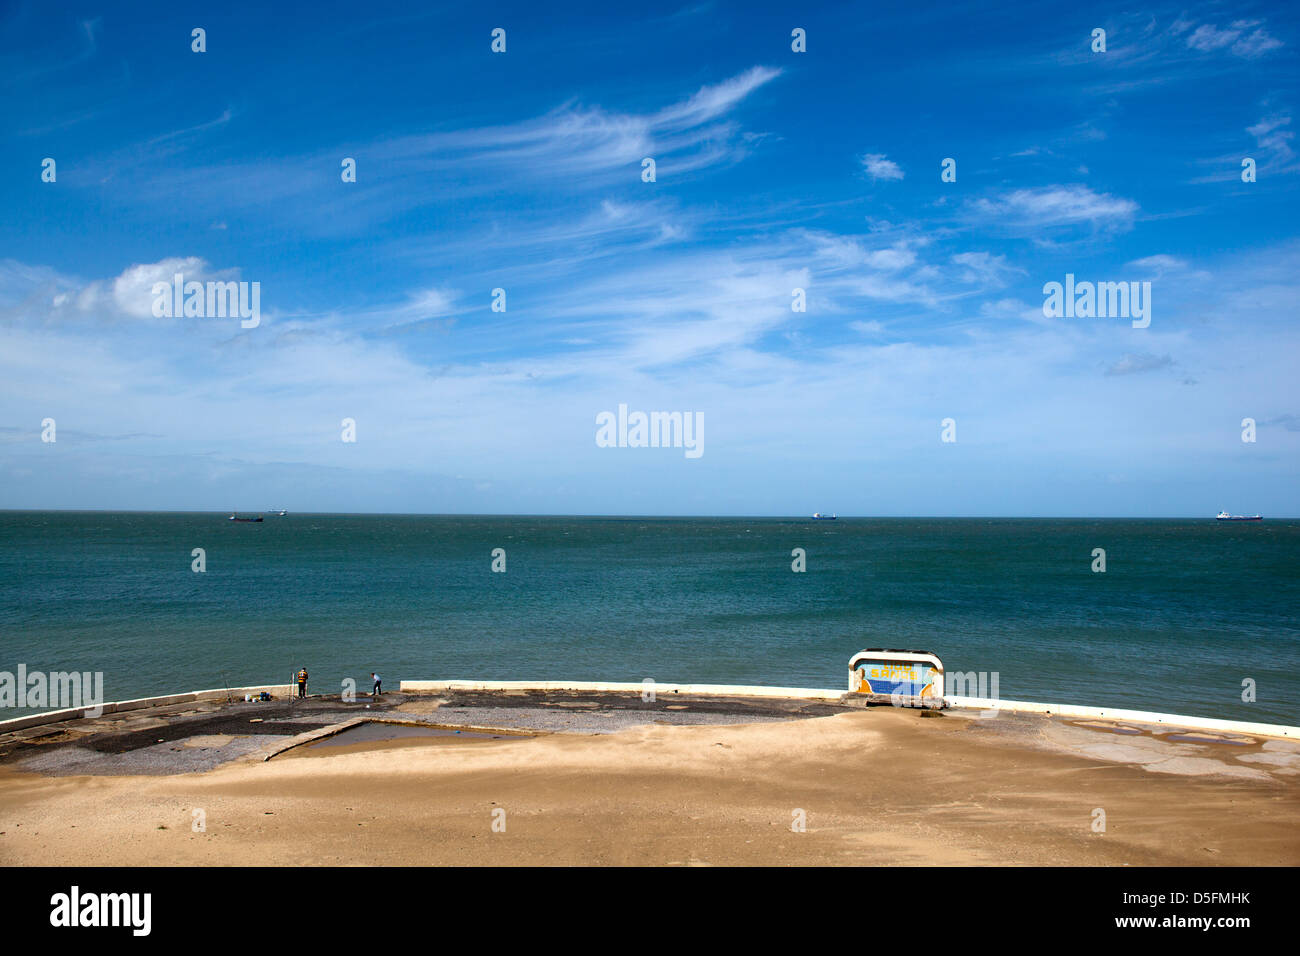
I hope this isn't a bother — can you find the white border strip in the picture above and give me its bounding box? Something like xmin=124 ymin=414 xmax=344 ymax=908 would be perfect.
xmin=0 ymin=684 xmax=295 ymax=734
xmin=400 ymin=679 xmax=845 ymax=700
xmin=946 ymin=696 xmax=1298 ymax=740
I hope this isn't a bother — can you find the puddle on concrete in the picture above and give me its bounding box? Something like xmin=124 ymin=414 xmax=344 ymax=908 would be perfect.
xmin=1065 ymin=719 xmax=1259 ymax=748
xmin=306 ymin=722 xmax=524 ymax=751
xmin=1066 ymin=720 xmax=1144 ymax=736
xmin=1162 ymin=733 xmax=1255 ymax=747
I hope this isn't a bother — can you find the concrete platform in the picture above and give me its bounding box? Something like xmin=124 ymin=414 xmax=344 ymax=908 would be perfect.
xmin=0 ymin=688 xmax=853 ymax=776
xmin=5 ymin=682 xmax=1296 ymax=779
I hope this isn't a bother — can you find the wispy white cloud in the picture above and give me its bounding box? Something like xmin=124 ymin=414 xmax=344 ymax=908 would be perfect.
xmin=1186 ymin=20 xmax=1283 ymax=58
xmin=951 ymin=252 xmax=1025 ymax=287
xmin=653 ymin=66 xmax=781 ymax=130
xmin=864 ymin=246 xmax=917 ymax=271
xmin=1262 ymin=414 xmax=1300 ymax=432
xmin=849 ymin=320 xmax=886 ymax=336
xmin=1023 ymin=10 xmax=1288 ymax=100
xmin=73 ymin=67 xmax=783 ymax=233
xmin=978 ymin=297 xmax=1051 ymax=325
xmin=1249 ymin=113 xmax=1296 ymax=169
xmin=1126 ymin=254 xmax=1186 ymax=273
xmin=54 ymin=257 xmax=250 ymax=323
xmin=1106 ymin=352 xmax=1174 ymax=376
xmin=1250 ymin=114 xmax=1294 ymax=153
xmin=860 ymin=153 xmax=904 ymax=181
xmin=1188 ymin=109 xmax=1299 ymax=183
xmin=4 ymin=238 xmax=1299 ymax=513
xmin=3 ymin=16 xmax=100 ymax=89
xmin=1124 ymin=254 xmax=1212 ymax=281
xmin=966 ymin=185 xmax=1138 ymax=233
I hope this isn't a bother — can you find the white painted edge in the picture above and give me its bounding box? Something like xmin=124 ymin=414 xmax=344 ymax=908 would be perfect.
xmin=945 ymin=696 xmax=1299 ymax=740
xmin=400 ymin=679 xmax=846 ymax=700
xmin=0 ymin=684 xmax=296 ymax=734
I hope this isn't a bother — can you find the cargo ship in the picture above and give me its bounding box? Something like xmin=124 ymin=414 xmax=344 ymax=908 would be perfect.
xmin=229 ymin=514 xmax=264 ymax=522
xmin=812 ymin=513 xmax=837 ymax=520
xmin=1216 ymin=511 xmax=1262 ymax=521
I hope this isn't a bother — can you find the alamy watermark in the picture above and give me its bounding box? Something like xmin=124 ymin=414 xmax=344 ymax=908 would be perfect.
xmin=151 ymin=272 xmax=260 ymax=328
xmin=1042 ymin=274 xmax=1151 ymax=328
xmin=50 ymin=886 xmax=150 ymax=936
xmin=1 ymin=666 xmax=104 ymax=716
xmin=945 ymin=670 xmax=1001 ymax=718
xmin=596 ymin=404 xmax=703 ymax=458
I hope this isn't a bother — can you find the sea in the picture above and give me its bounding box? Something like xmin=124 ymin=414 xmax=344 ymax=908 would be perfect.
xmin=1 ymin=512 xmax=1297 ymax=725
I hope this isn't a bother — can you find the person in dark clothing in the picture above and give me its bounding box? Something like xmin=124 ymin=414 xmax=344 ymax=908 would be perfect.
xmin=297 ymin=667 xmax=308 ymax=698
xmin=371 ymin=672 xmax=382 ymax=696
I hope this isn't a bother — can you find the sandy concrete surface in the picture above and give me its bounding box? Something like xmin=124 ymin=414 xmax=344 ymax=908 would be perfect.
xmin=2 ymin=702 xmax=1297 ymax=866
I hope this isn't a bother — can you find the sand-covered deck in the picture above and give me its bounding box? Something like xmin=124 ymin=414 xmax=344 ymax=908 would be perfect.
xmin=1 ymin=688 xmax=1298 ymax=866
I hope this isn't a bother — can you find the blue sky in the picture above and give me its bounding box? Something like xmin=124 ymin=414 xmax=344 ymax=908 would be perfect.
xmin=2 ymin=0 xmax=1297 ymax=516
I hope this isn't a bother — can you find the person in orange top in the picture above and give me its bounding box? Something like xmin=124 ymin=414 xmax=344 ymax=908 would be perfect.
xmin=296 ymin=667 xmax=309 ymax=698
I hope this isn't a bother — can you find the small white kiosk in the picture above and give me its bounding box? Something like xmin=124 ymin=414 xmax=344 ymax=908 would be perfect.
xmin=848 ymin=649 xmax=946 ymax=709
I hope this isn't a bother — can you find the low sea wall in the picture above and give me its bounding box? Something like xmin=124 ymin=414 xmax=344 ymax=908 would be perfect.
xmin=0 ymin=684 xmax=295 ymax=734
xmin=399 ymin=678 xmax=844 ymax=700
xmin=947 ymin=695 xmax=1298 ymax=739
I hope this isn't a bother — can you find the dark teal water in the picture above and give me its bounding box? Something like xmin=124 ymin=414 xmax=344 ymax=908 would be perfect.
xmin=1 ymin=512 xmax=1296 ymax=725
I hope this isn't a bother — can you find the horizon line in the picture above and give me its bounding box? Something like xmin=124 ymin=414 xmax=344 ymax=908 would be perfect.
xmin=0 ymin=509 xmax=1293 ymax=520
